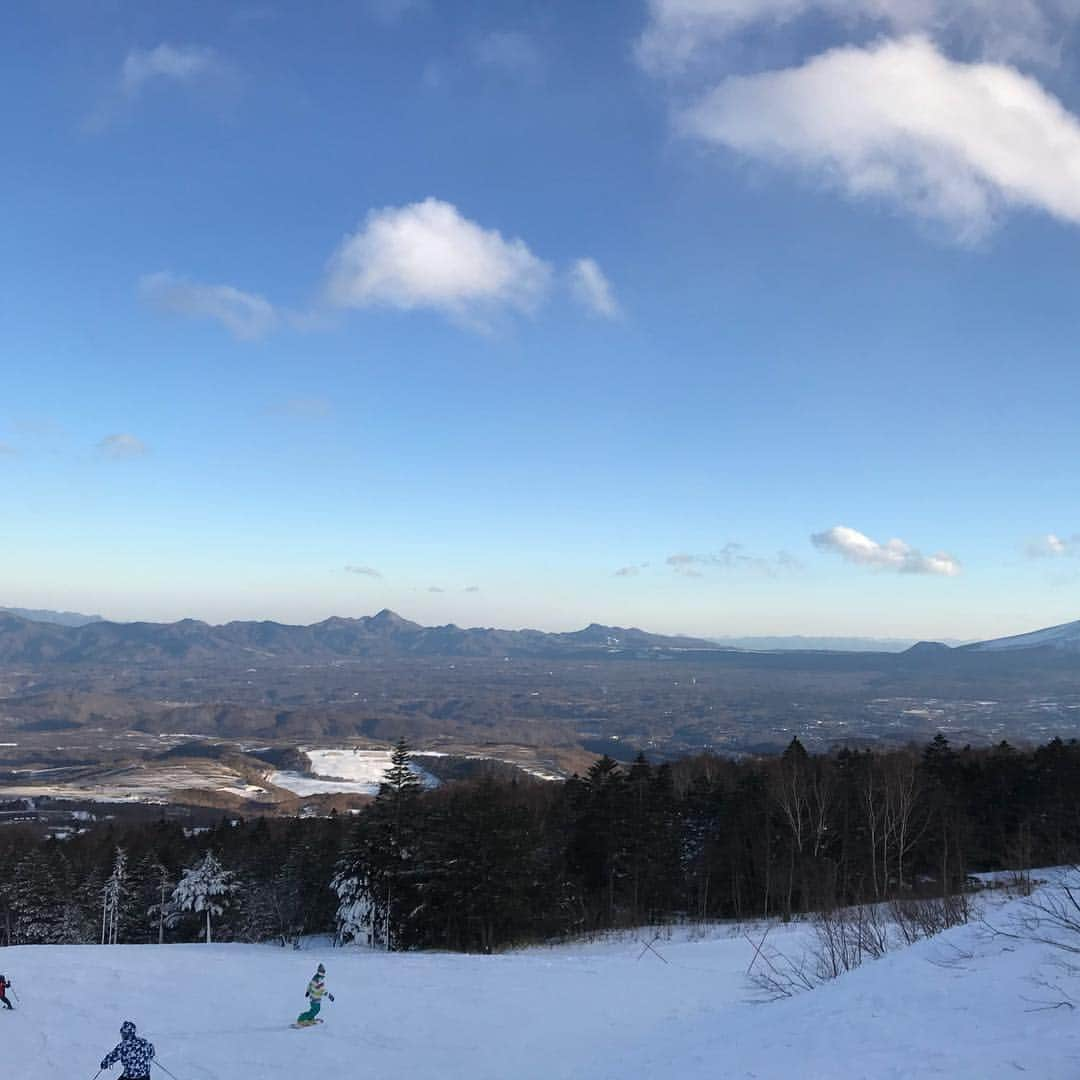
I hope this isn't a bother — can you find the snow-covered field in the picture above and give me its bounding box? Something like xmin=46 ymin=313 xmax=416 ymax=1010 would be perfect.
xmin=269 ymin=748 xmax=438 ymax=796
xmin=6 ymin=887 xmax=1080 ymax=1078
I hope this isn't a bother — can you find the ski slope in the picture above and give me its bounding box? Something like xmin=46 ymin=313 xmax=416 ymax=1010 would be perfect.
xmin=5 ymin=890 xmax=1080 ymax=1079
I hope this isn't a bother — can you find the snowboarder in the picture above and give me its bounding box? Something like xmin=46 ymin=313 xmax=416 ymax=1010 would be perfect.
xmin=295 ymin=963 xmax=334 ymax=1026
xmin=99 ymin=1020 xmax=155 ymax=1080
xmin=0 ymin=974 xmax=12 ymax=1010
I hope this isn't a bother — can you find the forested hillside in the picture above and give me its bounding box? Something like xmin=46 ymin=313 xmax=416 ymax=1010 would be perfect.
xmin=2 ymin=735 xmax=1078 ymax=952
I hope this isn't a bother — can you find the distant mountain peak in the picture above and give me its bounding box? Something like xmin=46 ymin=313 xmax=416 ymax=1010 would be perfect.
xmin=904 ymin=641 xmax=952 ymax=655
xmin=964 ymin=619 xmax=1080 ymax=654
xmin=0 ymin=606 xmax=105 ymax=628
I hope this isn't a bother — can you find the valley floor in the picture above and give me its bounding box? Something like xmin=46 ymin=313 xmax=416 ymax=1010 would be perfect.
xmin=4 ymin=890 xmax=1080 ymax=1078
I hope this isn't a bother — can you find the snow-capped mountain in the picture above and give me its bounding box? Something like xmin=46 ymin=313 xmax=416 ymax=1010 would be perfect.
xmin=963 ymin=619 xmax=1080 ymax=653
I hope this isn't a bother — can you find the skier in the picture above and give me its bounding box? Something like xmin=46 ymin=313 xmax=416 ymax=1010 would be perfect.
xmin=0 ymin=974 xmax=12 ymax=1010
xmin=295 ymin=963 xmax=334 ymax=1026
xmin=99 ymin=1020 xmax=155 ymax=1080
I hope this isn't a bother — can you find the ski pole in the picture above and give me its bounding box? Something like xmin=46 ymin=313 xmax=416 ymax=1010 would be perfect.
xmin=89 ymin=1072 xmax=101 ymax=1080
xmin=11 ymin=988 xmax=20 ymax=1003
xmin=153 ymin=1060 xmax=183 ymax=1080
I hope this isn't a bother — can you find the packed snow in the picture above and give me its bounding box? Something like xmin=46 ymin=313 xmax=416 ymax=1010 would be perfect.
xmin=5 ymin=886 xmax=1080 ymax=1078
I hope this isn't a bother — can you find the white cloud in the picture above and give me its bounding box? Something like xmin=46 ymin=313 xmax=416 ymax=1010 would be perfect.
xmin=325 ymin=198 xmax=552 ymax=328
xmin=344 ymin=565 xmax=383 ymax=579
xmin=679 ymin=36 xmax=1080 ymax=240
xmin=638 ymin=0 xmax=1063 ymax=73
xmin=471 ymin=31 xmax=544 ymax=81
xmin=571 ymin=258 xmax=621 ymax=319
xmin=122 ymin=44 xmax=216 ymax=97
xmin=811 ymin=524 xmax=960 ymax=575
xmin=140 ymin=272 xmax=277 ymax=341
xmin=87 ymin=43 xmax=236 ymax=133
xmin=1027 ymin=532 xmax=1080 ymax=557
xmin=667 ymin=545 xmax=799 ymax=576
xmin=98 ymin=434 xmax=148 ymax=460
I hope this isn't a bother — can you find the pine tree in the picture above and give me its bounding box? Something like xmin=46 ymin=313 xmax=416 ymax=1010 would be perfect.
xmin=101 ymin=847 xmax=128 ymax=944
xmin=333 ymin=738 xmax=425 ymax=949
xmin=171 ymin=852 xmax=237 ymax=943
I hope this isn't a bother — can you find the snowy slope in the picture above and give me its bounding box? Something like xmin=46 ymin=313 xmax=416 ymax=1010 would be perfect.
xmin=4 ymin=892 xmax=1080 ymax=1079
xmin=965 ymin=619 xmax=1080 ymax=653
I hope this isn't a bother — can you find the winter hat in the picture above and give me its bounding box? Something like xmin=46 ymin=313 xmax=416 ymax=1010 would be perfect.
xmin=121 ymin=1021 xmax=137 ymax=1039
xmin=316 ymin=964 xmax=325 ymax=975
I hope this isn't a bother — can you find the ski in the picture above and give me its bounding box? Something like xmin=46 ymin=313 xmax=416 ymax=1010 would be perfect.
xmin=290 ymin=1019 xmax=324 ymax=1029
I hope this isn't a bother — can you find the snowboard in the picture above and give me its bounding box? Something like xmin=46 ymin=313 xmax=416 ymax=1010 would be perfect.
xmin=291 ymin=1019 xmax=324 ymax=1029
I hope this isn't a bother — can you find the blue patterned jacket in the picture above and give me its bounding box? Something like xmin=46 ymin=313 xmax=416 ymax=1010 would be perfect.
xmin=101 ymin=1034 xmax=155 ymax=1076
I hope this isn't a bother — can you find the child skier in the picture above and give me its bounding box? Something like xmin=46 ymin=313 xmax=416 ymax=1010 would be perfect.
xmin=0 ymin=974 xmax=12 ymax=1010
xmin=295 ymin=963 xmax=334 ymax=1026
xmin=99 ymin=1020 xmax=155 ymax=1080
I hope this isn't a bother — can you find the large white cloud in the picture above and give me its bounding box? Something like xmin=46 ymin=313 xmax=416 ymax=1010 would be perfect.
xmin=812 ymin=525 xmax=960 ymax=575
xmin=140 ymin=272 xmax=277 ymax=341
xmin=679 ymin=36 xmax=1080 ymax=239
xmin=325 ymin=198 xmax=552 ymax=327
xmin=638 ymin=0 xmax=1063 ymax=73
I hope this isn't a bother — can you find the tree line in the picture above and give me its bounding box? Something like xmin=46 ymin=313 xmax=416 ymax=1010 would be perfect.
xmin=2 ymin=734 xmax=1079 ymax=952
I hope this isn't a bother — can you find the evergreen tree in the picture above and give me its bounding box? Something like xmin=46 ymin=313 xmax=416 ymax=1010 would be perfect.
xmin=171 ymin=852 xmax=237 ymax=943
xmin=101 ymin=847 xmax=129 ymax=944
xmin=333 ymin=737 xmax=425 ymax=949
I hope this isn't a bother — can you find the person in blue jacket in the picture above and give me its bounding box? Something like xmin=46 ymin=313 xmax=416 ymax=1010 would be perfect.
xmin=100 ymin=1020 xmax=155 ymax=1080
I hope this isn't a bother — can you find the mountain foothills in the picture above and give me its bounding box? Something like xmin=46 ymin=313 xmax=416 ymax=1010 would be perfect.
xmin=0 ymin=608 xmax=722 ymax=664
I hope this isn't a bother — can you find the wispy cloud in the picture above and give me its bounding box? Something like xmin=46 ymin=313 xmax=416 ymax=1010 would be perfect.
xmin=812 ymin=525 xmax=960 ymax=576
xmin=344 ymin=565 xmax=383 ymax=579
xmin=427 ymin=586 xmax=445 ymax=593
xmin=88 ymin=43 xmax=235 ymax=131
xmin=667 ymin=545 xmax=800 ymax=577
xmin=0 ymin=442 xmax=16 ymax=457
xmin=98 ymin=434 xmax=148 ymax=460
xmin=1026 ymin=532 xmax=1080 ymax=558
xmin=464 ymin=585 xmax=481 ymax=593
xmin=471 ymin=30 xmax=544 ymax=82
xmin=325 ymin=198 xmax=552 ymax=330
xmin=614 ymin=562 xmax=650 ymax=577
xmin=121 ymin=44 xmax=216 ymax=97
xmin=363 ymin=0 xmax=427 ymax=24
xmin=266 ymin=397 xmax=334 ymax=421
xmin=571 ymin=258 xmax=621 ymax=319
xmin=678 ymin=36 xmax=1080 ymax=242
xmin=140 ymin=272 xmax=277 ymax=340
xmin=638 ymin=0 xmax=1064 ymax=74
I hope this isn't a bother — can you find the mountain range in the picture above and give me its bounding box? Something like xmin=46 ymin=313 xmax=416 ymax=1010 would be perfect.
xmin=0 ymin=608 xmax=727 ymax=665
xmin=0 ymin=607 xmax=1077 ymax=667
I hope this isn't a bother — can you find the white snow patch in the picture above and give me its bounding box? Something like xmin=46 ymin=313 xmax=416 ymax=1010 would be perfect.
xmin=268 ymin=749 xmax=438 ymax=797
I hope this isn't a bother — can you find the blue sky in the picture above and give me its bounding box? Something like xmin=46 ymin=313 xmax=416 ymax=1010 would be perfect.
xmin=4 ymin=0 xmax=1080 ymax=639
